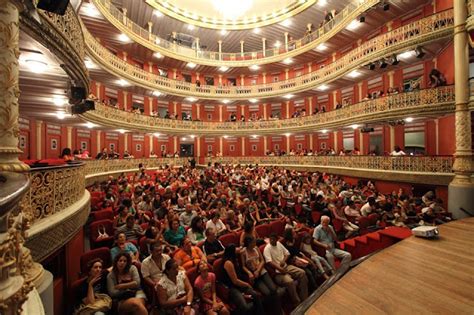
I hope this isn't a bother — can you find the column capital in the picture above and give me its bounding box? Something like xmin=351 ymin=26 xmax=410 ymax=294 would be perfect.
xmin=240 ymin=40 xmax=245 ymax=44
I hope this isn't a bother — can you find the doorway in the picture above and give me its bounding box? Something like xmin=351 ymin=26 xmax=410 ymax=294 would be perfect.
xmin=180 ymin=144 xmax=194 ymax=157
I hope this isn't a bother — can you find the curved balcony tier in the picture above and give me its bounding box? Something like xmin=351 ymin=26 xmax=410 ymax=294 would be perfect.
xmin=84 ymin=9 xmax=454 ymax=100
xmin=91 ymin=0 xmax=379 ymax=67
xmin=204 ymin=155 xmax=454 ymax=185
xmin=81 ymin=86 xmax=457 ymax=136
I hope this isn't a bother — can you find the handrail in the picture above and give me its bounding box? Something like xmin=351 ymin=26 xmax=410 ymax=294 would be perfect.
xmin=83 ymin=157 xmax=189 ymax=176
xmin=91 ymin=0 xmax=379 ymax=67
xmin=83 ymin=9 xmax=454 ymax=100
xmin=81 ymin=86 xmax=456 ymax=135
xmin=204 ymin=155 xmax=454 ymax=174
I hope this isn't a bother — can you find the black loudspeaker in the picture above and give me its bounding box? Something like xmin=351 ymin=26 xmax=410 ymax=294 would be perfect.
xmin=361 ymin=127 xmax=375 ymax=133
xmin=71 ymin=86 xmax=86 ymax=102
xmin=84 ymin=100 xmax=95 ymax=111
xmin=37 ymin=0 xmax=70 ymax=15
xmin=71 ymin=100 xmax=95 ymax=115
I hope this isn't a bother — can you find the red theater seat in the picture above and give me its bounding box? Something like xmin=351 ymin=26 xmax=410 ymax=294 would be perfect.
xmin=89 ymin=219 xmax=114 ymax=249
xmin=80 ymin=247 xmax=111 ymax=276
xmin=91 ymin=209 xmax=114 ymax=222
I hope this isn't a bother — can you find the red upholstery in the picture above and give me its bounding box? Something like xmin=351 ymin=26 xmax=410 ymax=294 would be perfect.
xmin=311 ymin=211 xmax=321 ymax=225
xmin=218 ymin=232 xmax=239 ymax=247
xmin=255 ymin=224 xmax=271 ymax=239
xmin=368 ymin=213 xmax=379 ymax=226
xmin=69 ymin=277 xmax=87 ymax=312
xmin=358 ymin=217 xmax=371 ymax=235
xmin=269 ymin=219 xmax=285 ymax=236
xmin=80 ymin=247 xmax=111 ymax=276
xmin=378 ymin=226 xmax=412 ymax=240
xmin=332 ymin=219 xmax=344 ymax=233
xmin=91 ymin=209 xmax=114 ymax=222
xmin=89 ymin=219 xmax=115 ymax=249
xmin=139 ymin=236 xmax=148 ymax=254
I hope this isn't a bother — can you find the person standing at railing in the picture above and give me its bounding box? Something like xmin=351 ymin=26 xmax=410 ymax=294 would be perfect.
xmin=390 ymin=145 xmax=406 ymax=156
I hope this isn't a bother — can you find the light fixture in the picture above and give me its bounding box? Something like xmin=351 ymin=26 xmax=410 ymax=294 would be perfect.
xmin=282 ymin=58 xmax=293 ymax=64
xmin=222 ymin=99 xmax=230 ymax=104
xmin=253 ymin=28 xmax=261 ymax=34
xmin=318 ymin=0 xmax=328 ymax=6
xmin=190 ymin=135 xmax=196 ymax=139
xmin=321 ymin=129 xmax=328 ymax=134
xmin=25 ymin=60 xmax=48 ymax=73
xmin=415 ymin=46 xmax=425 ymax=58
xmin=346 ymin=19 xmax=361 ymax=31
xmin=274 ymin=41 xmax=281 ymax=48
xmin=186 ymin=97 xmax=197 ymax=102
xmin=155 ymin=38 xmax=161 ymax=45
xmin=220 ymin=29 xmax=227 ymax=36
xmin=284 ymin=94 xmax=294 ymax=99
xmin=379 ymin=58 xmax=388 ymax=68
xmin=367 ymin=62 xmax=376 ymax=70
xmin=223 ymin=135 xmax=229 ymax=139
xmin=153 ymin=10 xmax=163 ymax=17
xmin=351 ymin=124 xmax=359 ymax=130
xmin=85 ymin=59 xmax=96 ymax=69
xmin=219 ymin=66 xmax=229 ymax=72
xmin=187 ymin=62 xmax=197 ymax=68
xmin=359 ymin=15 xmax=365 ymax=23
xmin=187 ymin=24 xmax=195 ymax=30
xmin=390 ymin=54 xmax=399 ymax=65
xmin=56 ymin=112 xmax=66 ymax=120
xmin=317 ymin=84 xmax=329 ymax=91
xmin=348 ymin=70 xmax=361 ymax=78
xmin=212 ymin=0 xmax=253 ymax=20
xmin=284 ymin=133 xmax=291 ymax=137
xmin=153 ymin=132 xmax=161 ymax=137
xmin=118 ymin=129 xmax=127 ymax=134
xmin=249 ymin=65 xmax=260 ymax=71
xmin=280 ymin=19 xmax=292 ymax=27
xmin=405 ymin=117 xmax=414 ymax=123
xmin=84 ymin=3 xmax=100 ymax=17
xmin=153 ymin=52 xmax=163 ymax=59
xmin=316 ymin=43 xmax=328 ymax=51
xmin=118 ymin=33 xmax=130 ymax=42
xmin=251 ymin=135 xmax=258 ymax=139
xmin=86 ymin=122 xmax=95 ymax=129
xmin=153 ymin=91 xmax=162 ymax=97
xmin=249 ymin=98 xmax=258 ymax=103
xmin=398 ymin=50 xmax=414 ymax=59
xmin=52 ymin=97 xmax=67 ymax=106
xmin=118 ymin=79 xmax=129 ymax=86
xmin=182 ymin=137 xmax=187 ymax=141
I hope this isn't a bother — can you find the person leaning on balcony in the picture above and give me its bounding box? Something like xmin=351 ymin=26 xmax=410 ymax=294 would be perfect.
xmin=96 ymin=147 xmax=108 ymax=160
xmin=429 ymin=69 xmax=447 ymax=88
xmin=390 ymin=145 xmax=406 ymax=156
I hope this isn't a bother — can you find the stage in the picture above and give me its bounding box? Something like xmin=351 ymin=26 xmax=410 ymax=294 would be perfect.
xmin=306 ymin=218 xmax=474 ymax=314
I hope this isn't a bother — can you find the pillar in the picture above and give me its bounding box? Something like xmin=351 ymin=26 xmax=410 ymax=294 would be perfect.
xmin=148 ymin=21 xmax=153 ymax=40
xmin=389 ymin=126 xmax=395 ymax=150
xmin=196 ymin=136 xmax=201 ymax=158
xmin=122 ymin=7 xmax=127 ymax=24
xmin=96 ymin=82 xmax=102 ymax=99
xmin=67 ymin=126 xmax=73 ymax=148
xmin=358 ymin=82 xmax=363 ymax=102
xmin=240 ymin=74 xmax=245 ymax=86
xmin=388 ymin=71 xmax=394 ymax=88
xmin=308 ymin=96 xmax=313 ymax=114
xmin=36 ymin=120 xmax=43 ymax=160
xmin=195 ymin=38 xmax=200 ymax=57
xmin=124 ymin=133 xmax=128 ymax=152
xmin=96 ymin=130 xmax=102 ymax=153
xmin=307 ymin=62 xmax=312 ymax=73
xmin=435 ymin=119 xmax=439 ymax=155
xmin=219 ymin=105 xmax=223 ymax=122
xmin=218 ymin=40 xmax=222 ymax=60
xmin=196 ymin=104 xmax=201 ymax=120
xmin=219 ymin=137 xmax=223 ymax=155
xmin=123 ymin=91 xmax=129 ymax=110
xmin=262 ymin=38 xmax=266 ymax=57
xmin=284 ymin=32 xmax=289 ymax=51
xmin=285 ymin=69 xmax=289 ymax=80
xmin=149 ymin=134 xmax=154 ymax=154
xmin=0 ymin=1 xmax=28 ymax=171
xmin=264 ymin=136 xmax=268 ymax=153
xmin=173 ymin=136 xmax=178 ymax=153
xmin=241 ymin=137 xmax=246 ymax=156
xmin=333 ymin=132 xmax=338 ymax=152
xmin=286 ymin=101 xmax=290 ymax=119
xmin=262 ymin=73 xmax=267 ymax=84
xmin=286 ymin=135 xmax=290 ymax=151
xmin=240 ymin=40 xmax=244 ymax=57
xmin=309 ymin=134 xmax=314 ymax=151
xmin=449 ymin=0 xmax=474 ymax=219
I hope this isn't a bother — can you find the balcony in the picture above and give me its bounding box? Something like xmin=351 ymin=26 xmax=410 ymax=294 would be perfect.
xmin=90 ymin=0 xmax=379 ymax=67
xmin=83 ymin=10 xmax=454 ymax=100
xmin=82 ymin=86 xmax=457 ymax=136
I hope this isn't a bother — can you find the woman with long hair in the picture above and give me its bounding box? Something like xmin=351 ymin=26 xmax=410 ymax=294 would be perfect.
xmin=194 ymin=260 xmax=229 ymax=315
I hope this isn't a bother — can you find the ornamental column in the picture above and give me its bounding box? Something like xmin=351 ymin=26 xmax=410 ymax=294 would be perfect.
xmin=240 ymin=40 xmax=244 ymax=57
xmin=0 ymin=1 xmax=28 ymax=172
xmin=449 ymin=0 xmax=474 ymax=219
xmin=262 ymin=38 xmax=266 ymax=57
xmin=218 ymin=40 xmax=222 ymax=60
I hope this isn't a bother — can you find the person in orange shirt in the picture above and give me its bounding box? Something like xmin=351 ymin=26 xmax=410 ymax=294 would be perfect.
xmin=173 ymin=237 xmax=206 ymax=270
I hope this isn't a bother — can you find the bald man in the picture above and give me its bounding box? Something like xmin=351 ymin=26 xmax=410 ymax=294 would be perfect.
xmin=312 ymin=216 xmax=351 ymax=270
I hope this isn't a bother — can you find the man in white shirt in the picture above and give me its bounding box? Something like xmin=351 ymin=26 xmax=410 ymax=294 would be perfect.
xmin=360 ymin=197 xmax=376 ymax=217
xmin=390 ymin=145 xmax=406 ymax=156
xmin=205 ymin=212 xmax=227 ymax=235
xmin=141 ymin=242 xmax=171 ymax=288
xmin=263 ymin=234 xmax=308 ymax=305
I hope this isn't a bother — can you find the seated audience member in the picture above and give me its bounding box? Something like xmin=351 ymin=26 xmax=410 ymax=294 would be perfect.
xmin=328 ymin=203 xmax=359 ymax=239
xmin=429 ymin=68 xmax=447 ymax=87
xmin=202 ymin=228 xmax=225 ymax=263
xmin=360 ymin=196 xmax=376 ymax=217
xmin=106 ymin=252 xmax=147 ymax=315
xmin=239 ymin=221 xmax=260 ymax=247
xmin=141 ymin=242 xmax=171 ymax=288
xmin=205 ymin=212 xmax=227 ymax=236
xmin=156 ymin=259 xmax=195 ymax=315
xmin=164 ymin=218 xmax=187 ymax=248
xmin=187 ymin=216 xmax=206 ymax=245
xmin=300 ymin=233 xmax=333 ymax=279
xmin=263 ymin=233 xmax=308 ymax=305
xmin=390 ymin=145 xmax=406 ymax=156
xmin=344 ymin=200 xmax=361 ymax=222
xmin=194 ymin=260 xmax=230 ymax=315
xmin=61 ymin=148 xmax=74 ymax=161
xmin=312 ymin=216 xmax=352 ymax=270
xmin=113 ymin=206 xmax=129 ymax=229
xmin=180 ymin=203 xmax=197 ymax=228
xmin=110 ymin=233 xmax=139 ymax=262
xmin=224 ymin=210 xmax=242 ymax=232
xmin=222 ymin=245 xmax=264 ymax=315
xmin=143 ymin=219 xmax=164 ymax=255
xmin=241 ymin=236 xmax=283 ymax=314
xmin=116 ymin=215 xmax=144 ymax=242
xmin=173 ymin=237 xmax=206 ymax=270
xmin=75 ymin=258 xmax=111 ymax=315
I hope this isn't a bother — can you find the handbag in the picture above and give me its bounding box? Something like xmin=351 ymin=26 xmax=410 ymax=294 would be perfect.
xmin=96 ymin=225 xmax=109 ymax=241
xmin=74 ymin=293 xmax=112 ymax=315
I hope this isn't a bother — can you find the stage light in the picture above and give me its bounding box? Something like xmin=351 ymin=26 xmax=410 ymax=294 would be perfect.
xmin=379 ymin=58 xmax=388 ymax=69
xmin=390 ymin=54 xmax=399 ymax=65
xmin=367 ymin=63 xmax=376 ymax=70
xmin=359 ymin=15 xmax=365 ymax=23
xmin=415 ymin=46 xmax=425 ymax=58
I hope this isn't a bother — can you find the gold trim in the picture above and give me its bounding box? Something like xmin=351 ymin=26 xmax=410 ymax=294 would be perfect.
xmin=145 ymin=0 xmax=317 ymax=30
xmin=81 ymin=86 xmax=457 ymax=136
xmin=92 ymin=0 xmax=379 ymax=67
xmin=83 ymin=10 xmax=454 ymax=99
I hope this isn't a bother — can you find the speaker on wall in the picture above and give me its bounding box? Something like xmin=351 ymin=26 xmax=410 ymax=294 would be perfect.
xmin=70 ymin=86 xmax=86 ymax=103
xmin=37 ymin=0 xmax=70 ymax=15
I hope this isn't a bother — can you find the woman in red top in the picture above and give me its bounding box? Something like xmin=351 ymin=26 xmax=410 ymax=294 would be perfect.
xmin=194 ymin=260 xmax=229 ymax=315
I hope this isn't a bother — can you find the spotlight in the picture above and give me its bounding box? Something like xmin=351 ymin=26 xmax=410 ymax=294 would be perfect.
xmin=415 ymin=46 xmax=425 ymax=58
xmin=379 ymin=59 xmax=388 ymax=69
xmin=390 ymin=54 xmax=399 ymax=65
xmin=367 ymin=63 xmax=376 ymax=70
xmin=383 ymin=3 xmax=390 ymax=11
xmin=359 ymin=15 xmax=365 ymax=23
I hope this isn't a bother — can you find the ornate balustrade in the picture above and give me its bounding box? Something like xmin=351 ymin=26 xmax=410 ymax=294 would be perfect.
xmin=91 ymin=0 xmax=379 ymax=67
xmin=82 ymin=86 xmax=457 ymax=135
xmin=467 ymin=0 xmax=474 ymax=43
xmin=204 ymin=155 xmax=455 ymax=185
xmin=83 ymin=10 xmax=454 ymax=100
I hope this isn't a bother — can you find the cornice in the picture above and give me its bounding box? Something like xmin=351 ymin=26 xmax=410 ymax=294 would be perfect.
xmin=83 ymin=9 xmax=454 ymax=100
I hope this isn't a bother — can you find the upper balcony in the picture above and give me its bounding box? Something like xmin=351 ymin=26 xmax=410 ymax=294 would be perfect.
xmin=84 ymin=9 xmax=454 ymax=100
xmin=81 ymin=86 xmax=457 ymax=136
xmin=90 ymin=0 xmax=380 ymax=67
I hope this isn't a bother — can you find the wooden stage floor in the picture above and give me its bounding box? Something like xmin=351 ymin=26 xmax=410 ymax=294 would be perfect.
xmin=306 ymin=217 xmax=474 ymax=315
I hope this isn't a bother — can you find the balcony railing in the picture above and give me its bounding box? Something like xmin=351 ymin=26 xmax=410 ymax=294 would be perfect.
xmin=83 ymin=9 xmax=454 ymax=100
xmin=91 ymin=0 xmax=379 ymax=67
xmin=205 ymin=155 xmax=454 ymax=174
xmin=82 ymin=86 xmax=456 ymax=135
xmin=83 ymin=157 xmax=189 ymax=176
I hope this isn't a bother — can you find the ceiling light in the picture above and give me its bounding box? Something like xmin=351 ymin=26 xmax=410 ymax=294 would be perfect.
xmin=284 ymin=94 xmax=294 ymax=99
xmin=222 ymin=99 xmax=230 ymax=104
xmin=351 ymin=124 xmax=359 ymax=130
xmin=86 ymin=122 xmax=95 ymax=128
xmin=280 ymin=19 xmax=292 ymax=27
xmin=283 ymin=58 xmax=293 ymax=64
xmin=153 ymin=132 xmax=161 ymax=137
xmin=118 ymin=33 xmax=130 ymax=42
xmin=56 ymin=112 xmax=66 ymax=119
xmin=187 ymin=62 xmax=197 ymax=68
xmin=398 ymin=50 xmax=415 ymax=59
xmin=190 ymin=135 xmax=196 ymax=139
xmin=212 ymin=0 xmax=253 ymax=20
xmin=187 ymin=24 xmax=195 ymax=30
xmin=155 ymin=38 xmax=161 ymax=45
xmin=84 ymin=3 xmax=100 ymax=17
xmin=186 ymin=97 xmax=197 ymax=102
xmin=118 ymin=79 xmax=129 ymax=86
xmin=220 ymin=29 xmax=228 ymax=36
xmin=251 ymin=135 xmax=258 ymax=139
xmin=348 ymin=70 xmax=361 ymax=78
xmin=223 ymin=135 xmax=229 ymax=139
xmin=153 ymin=52 xmax=163 ymax=59
xmin=405 ymin=117 xmax=414 ymax=123
xmin=117 ymin=129 xmax=127 ymax=134
xmin=318 ymin=0 xmax=328 ymax=6
xmin=219 ymin=66 xmax=229 ymax=72
xmin=284 ymin=133 xmax=291 ymax=137
xmin=153 ymin=10 xmax=164 ymax=17
xmin=249 ymin=99 xmax=258 ymax=103
xmin=253 ymin=28 xmax=261 ymax=34
xmin=316 ymin=43 xmax=328 ymax=51
xmin=249 ymin=65 xmax=260 ymax=71
xmin=346 ymin=19 xmax=361 ymax=31
xmin=52 ymin=97 xmax=67 ymax=106
xmin=321 ymin=129 xmax=328 ymax=133
xmin=192 ymin=13 xmax=199 ymax=20
xmin=85 ymin=59 xmax=96 ymax=69
xmin=299 ymin=0 xmax=306 ymax=3
xmin=182 ymin=137 xmax=187 ymax=141
xmin=25 ymin=60 xmax=48 ymax=73
xmin=317 ymin=84 xmax=329 ymax=91
xmin=274 ymin=41 xmax=281 ymax=48
xmin=152 ymin=91 xmax=162 ymax=97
